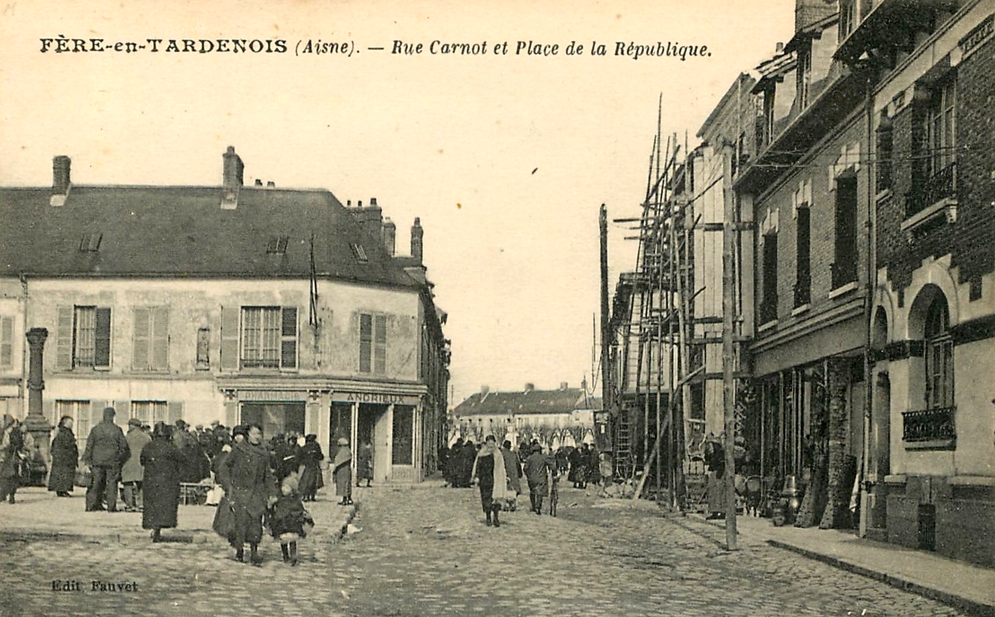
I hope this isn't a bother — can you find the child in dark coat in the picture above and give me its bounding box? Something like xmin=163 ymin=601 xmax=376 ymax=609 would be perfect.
xmin=269 ymin=474 xmax=313 ymax=566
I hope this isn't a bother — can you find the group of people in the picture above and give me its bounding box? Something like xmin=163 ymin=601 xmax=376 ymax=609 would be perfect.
xmin=0 ymin=414 xmax=36 ymax=504
xmin=459 ymin=436 xmax=605 ymax=527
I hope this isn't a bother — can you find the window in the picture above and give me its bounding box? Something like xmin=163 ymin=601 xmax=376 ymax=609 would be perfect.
xmin=875 ymin=113 xmax=893 ymax=192
xmin=0 ymin=316 xmax=12 ymax=368
xmin=266 ymin=235 xmax=289 ymax=254
xmin=57 ymin=306 xmax=111 ymax=370
xmin=130 ymin=400 xmax=167 ymax=426
xmin=196 ymin=327 xmax=210 ymax=369
xmin=57 ymin=400 xmax=91 ymax=451
xmin=921 ymin=77 xmax=957 ymax=202
xmin=241 ymin=307 xmax=297 ymax=369
xmin=794 ymin=207 xmax=811 ymax=307
xmin=132 ymin=307 xmax=169 ymax=371
xmin=392 ymin=405 xmax=414 ymax=465
xmin=797 ymin=47 xmax=812 ymax=109
xmin=359 ymin=313 xmax=387 ymax=374
xmin=78 ymin=233 xmax=102 ymax=252
xmin=832 ymin=175 xmax=858 ymax=289
xmin=839 ymin=0 xmax=856 ymax=40
xmin=350 ymin=243 xmax=369 ymax=263
xmin=924 ymin=298 xmax=953 ymax=410
xmin=760 ymin=233 xmax=778 ymax=324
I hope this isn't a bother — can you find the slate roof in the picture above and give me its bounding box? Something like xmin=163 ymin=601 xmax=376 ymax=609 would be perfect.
xmin=453 ymin=388 xmax=599 ymax=417
xmin=0 ymin=185 xmax=420 ymax=288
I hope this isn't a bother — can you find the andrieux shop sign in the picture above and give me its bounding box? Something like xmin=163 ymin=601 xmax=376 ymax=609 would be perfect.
xmin=332 ymin=391 xmax=421 ymax=405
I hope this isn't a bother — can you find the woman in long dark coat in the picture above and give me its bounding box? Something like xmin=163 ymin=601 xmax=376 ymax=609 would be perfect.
xmin=48 ymin=416 xmax=78 ymax=496
xmin=297 ymin=434 xmax=324 ymax=502
xmin=141 ymin=423 xmax=183 ymax=542
xmin=222 ymin=424 xmax=276 ymax=565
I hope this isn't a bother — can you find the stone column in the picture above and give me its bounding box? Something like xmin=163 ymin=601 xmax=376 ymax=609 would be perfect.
xmin=820 ymin=356 xmax=852 ymax=529
xmin=24 ymin=328 xmax=53 ymax=465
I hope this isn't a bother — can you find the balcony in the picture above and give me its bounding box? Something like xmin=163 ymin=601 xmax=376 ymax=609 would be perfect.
xmin=830 ymin=261 xmax=858 ymax=292
xmin=907 ymin=161 xmax=957 ymax=219
xmin=759 ymin=296 xmax=778 ymax=327
xmin=902 ymin=406 xmax=956 ymax=450
xmin=793 ymin=276 xmax=811 ymax=309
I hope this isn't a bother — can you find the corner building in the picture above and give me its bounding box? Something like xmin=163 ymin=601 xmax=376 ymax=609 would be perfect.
xmin=0 ymin=148 xmax=450 ymax=484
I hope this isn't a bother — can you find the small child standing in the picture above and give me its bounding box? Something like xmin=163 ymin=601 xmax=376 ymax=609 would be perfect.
xmin=269 ymin=474 xmax=313 ymax=566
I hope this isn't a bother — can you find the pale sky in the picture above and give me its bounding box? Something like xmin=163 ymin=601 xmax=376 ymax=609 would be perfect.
xmin=0 ymin=0 xmax=795 ymax=405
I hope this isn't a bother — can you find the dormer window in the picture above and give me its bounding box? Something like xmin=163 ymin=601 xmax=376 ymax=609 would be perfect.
xmin=797 ymin=47 xmax=812 ymax=109
xmin=350 ymin=243 xmax=368 ymax=263
xmin=266 ymin=235 xmax=289 ymax=254
xmin=79 ymin=233 xmax=102 ymax=252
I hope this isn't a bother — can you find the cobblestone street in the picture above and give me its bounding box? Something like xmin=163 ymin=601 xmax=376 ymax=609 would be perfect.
xmin=0 ymin=484 xmax=970 ymax=616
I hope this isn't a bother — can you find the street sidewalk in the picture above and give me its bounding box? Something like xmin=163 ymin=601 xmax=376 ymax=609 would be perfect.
xmin=0 ymin=486 xmax=356 ymax=545
xmin=689 ymin=511 xmax=995 ymax=617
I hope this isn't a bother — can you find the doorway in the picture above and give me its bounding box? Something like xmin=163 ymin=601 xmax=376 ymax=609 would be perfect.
xmin=241 ymin=402 xmax=306 ymax=441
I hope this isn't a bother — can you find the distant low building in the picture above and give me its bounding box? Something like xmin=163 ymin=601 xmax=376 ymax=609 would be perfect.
xmin=452 ymin=383 xmax=599 ymax=450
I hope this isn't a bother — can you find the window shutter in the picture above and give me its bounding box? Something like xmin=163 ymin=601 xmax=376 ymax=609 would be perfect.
xmin=56 ymin=306 xmax=73 ymax=370
xmin=151 ymin=307 xmax=169 ymax=371
xmin=167 ymin=401 xmax=184 ymax=424
xmin=91 ymin=400 xmax=107 ymax=426
xmin=375 ymin=315 xmax=387 ymax=374
xmin=114 ymin=400 xmax=129 ymax=426
xmin=281 ymin=307 xmax=297 ymax=369
xmin=132 ymin=308 xmax=150 ymax=370
xmin=94 ymin=308 xmax=111 ymax=368
xmin=359 ymin=314 xmax=372 ymax=373
xmin=0 ymin=316 xmax=12 ymax=367
xmin=221 ymin=306 xmax=240 ymax=371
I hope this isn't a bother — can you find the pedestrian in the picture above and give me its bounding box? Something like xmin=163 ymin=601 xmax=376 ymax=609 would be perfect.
xmin=332 ymin=437 xmax=353 ymax=506
xmin=82 ymin=406 xmax=130 ymax=513
xmin=298 ymin=434 xmax=324 ymax=502
xmin=121 ymin=418 xmax=152 ymax=512
xmin=523 ymin=443 xmax=553 ymax=515
xmin=47 ymin=416 xmax=78 ymax=497
xmin=568 ymin=445 xmax=582 ymax=488
xmin=269 ymin=472 xmax=313 ymax=566
xmin=459 ymin=439 xmax=476 ymax=488
xmin=445 ymin=438 xmax=463 ymax=487
xmin=598 ymin=451 xmax=614 ymax=496
xmin=501 ymin=439 xmax=522 ymax=510
xmin=356 ymin=440 xmax=373 ymax=488
xmin=222 ymin=423 xmax=277 ymax=565
xmin=586 ymin=443 xmax=600 ymax=490
xmin=0 ymin=415 xmax=32 ymax=504
xmin=470 ymin=435 xmax=510 ymax=527
xmin=141 ymin=423 xmax=183 ymax=542
xmin=704 ymin=435 xmax=726 ymax=520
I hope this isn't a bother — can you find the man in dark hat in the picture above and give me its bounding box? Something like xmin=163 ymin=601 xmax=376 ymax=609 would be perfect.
xmin=523 ymin=444 xmax=553 ymax=515
xmin=82 ymin=406 xmax=130 ymax=512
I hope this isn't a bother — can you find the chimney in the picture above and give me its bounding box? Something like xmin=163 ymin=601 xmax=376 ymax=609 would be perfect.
xmin=411 ymin=217 xmax=424 ymax=263
xmin=366 ymin=199 xmax=382 ymax=241
xmin=559 ymin=382 xmax=569 ymax=391
xmin=776 ymin=41 xmax=784 ymax=53
xmin=480 ymin=385 xmax=490 ymax=395
xmin=51 ymin=155 xmax=71 ymax=206
xmin=794 ymin=0 xmax=836 ymax=34
xmin=254 ymin=179 xmax=263 ymax=186
xmin=266 ymin=181 xmax=275 ymax=188
xmin=524 ymin=383 xmax=535 ymax=393
xmin=382 ymin=217 xmax=397 ymax=256
xmin=221 ymin=146 xmax=244 ymax=209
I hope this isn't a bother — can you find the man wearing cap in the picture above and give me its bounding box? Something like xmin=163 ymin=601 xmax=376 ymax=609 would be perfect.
xmin=82 ymin=406 xmax=130 ymax=512
xmin=121 ymin=418 xmax=152 ymax=512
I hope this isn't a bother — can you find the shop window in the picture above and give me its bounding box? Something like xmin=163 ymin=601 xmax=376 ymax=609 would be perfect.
xmin=392 ymin=406 xmax=414 ymax=465
xmin=57 ymin=306 xmax=111 ymax=370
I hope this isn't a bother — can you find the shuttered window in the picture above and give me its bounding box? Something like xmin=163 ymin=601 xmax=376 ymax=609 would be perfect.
xmin=0 ymin=316 xmax=13 ymax=368
xmin=60 ymin=307 xmax=112 ymax=370
xmin=132 ymin=307 xmax=169 ymax=371
xmin=131 ymin=400 xmax=167 ymax=426
xmin=241 ymin=307 xmax=297 ymax=369
xmin=359 ymin=313 xmax=387 ymax=374
xmin=58 ymin=400 xmax=92 ymax=451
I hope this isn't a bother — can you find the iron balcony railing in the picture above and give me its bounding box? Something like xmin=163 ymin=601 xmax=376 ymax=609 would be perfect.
xmin=907 ymin=160 xmax=957 ymax=218
xmin=902 ymin=406 xmax=956 ymax=444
